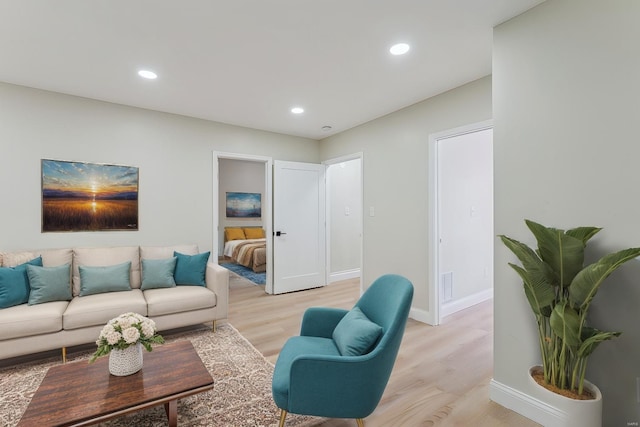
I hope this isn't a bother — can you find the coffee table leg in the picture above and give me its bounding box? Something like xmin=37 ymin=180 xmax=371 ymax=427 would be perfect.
xmin=164 ymin=400 xmax=177 ymax=426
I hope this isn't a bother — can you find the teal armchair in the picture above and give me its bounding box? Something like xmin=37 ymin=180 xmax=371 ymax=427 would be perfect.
xmin=272 ymin=274 xmax=414 ymax=426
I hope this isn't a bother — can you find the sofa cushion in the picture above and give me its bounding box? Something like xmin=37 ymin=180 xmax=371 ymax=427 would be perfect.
xmin=140 ymin=244 xmax=199 ymax=260
xmin=26 ymin=264 xmax=72 ymax=305
xmin=143 ymin=286 xmax=216 ymax=317
xmin=0 ymin=301 xmax=68 ymax=340
xmin=1 ymin=251 xmax=37 ymax=267
xmin=0 ymin=257 xmax=43 ymax=309
xmin=40 ymin=248 xmax=73 ymax=267
xmin=79 ymin=262 xmax=131 ymax=296
xmin=141 ymin=257 xmax=177 ymax=290
xmin=174 ymin=251 xmax=210 ymax=286
xmin=332 ymin=307 xmax=383 ymax=356
xmin=63 ymin=289 xmax=147 ymax=330
xmin=73 ymin=246 xmax=140 ymax=296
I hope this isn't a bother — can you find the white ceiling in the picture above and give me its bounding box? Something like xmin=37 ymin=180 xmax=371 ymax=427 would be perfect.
xmin=0 ymin=0 xmax=545 ymax=140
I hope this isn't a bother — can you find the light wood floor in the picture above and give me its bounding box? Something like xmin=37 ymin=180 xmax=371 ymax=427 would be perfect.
xmin=228 ymin=277 xmax=541 ymax=427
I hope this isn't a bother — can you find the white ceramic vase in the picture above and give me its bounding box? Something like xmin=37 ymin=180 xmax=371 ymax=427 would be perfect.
xmin=109 ymin=343 xmax=143 ymax=376
xmin=529 ymin=366 xmax=602 ymax=427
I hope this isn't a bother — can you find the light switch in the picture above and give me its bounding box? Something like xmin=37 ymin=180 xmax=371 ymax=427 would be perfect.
xmin=345 ymin=206 xmax=350 ymax=216
xmin=369 ymin=206 xmax=375 ymax=217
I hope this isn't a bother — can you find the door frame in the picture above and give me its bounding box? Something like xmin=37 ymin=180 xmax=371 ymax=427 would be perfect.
xmin=212 ymin=152 xmax=274 ymax=293
xmin=428 ymin=120 xmax=492 ymax=325
xmin=323 ymin=152 xmax=364 ymax=295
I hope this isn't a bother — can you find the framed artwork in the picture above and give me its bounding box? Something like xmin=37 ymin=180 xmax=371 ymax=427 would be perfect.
xmin=41 ymin=159 xmax=139 ymax=232
xmin=226 ymin=192 xmax=261 ymax=218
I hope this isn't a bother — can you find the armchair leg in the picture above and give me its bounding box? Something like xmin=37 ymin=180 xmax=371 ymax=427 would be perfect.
xmin=278 ymin=409 xmax=288 ymax=427
xmin=61 ymin=347 xmax=67 ymax=363
xmin=356 ymin=419 xmax=365 ymax=427
xmin=212 ymin=320 xmax=217 ymax=331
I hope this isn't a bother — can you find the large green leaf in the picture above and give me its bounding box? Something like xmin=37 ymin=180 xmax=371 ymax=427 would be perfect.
xmin=526 ymin=220 xmax=585 ymax=287
xmin=577 ymin=327 xmax=621 ymax=358
xmin=569 ymin=248 xmax=640 ymax=309
xmin=500 ymin=235 xmax=556 ymax=315
xmin=566 ymin=226 xmax=602 ymax=245
xmin=550 ymin=303 xmax=581 ymax=347
xmin=500 ymin=234 xmax=546 ymax=272
xmin=509 ymin=263 xmax=555 ymax=315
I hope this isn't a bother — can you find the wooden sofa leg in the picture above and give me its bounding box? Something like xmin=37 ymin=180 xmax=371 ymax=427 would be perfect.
xmin=212 ymin=320 xmax=217 ymax=331
xmin=278 ymin=409 xmax=287 ymax=427
xmin=62 ymin=347 xmax=67 ymax=363
xmin=356 ymin=419 xmax=364 ymax=427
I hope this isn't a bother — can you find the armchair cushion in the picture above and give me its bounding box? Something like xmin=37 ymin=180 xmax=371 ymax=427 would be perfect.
xmin=332 ymin=307 xmax=382 ymax=356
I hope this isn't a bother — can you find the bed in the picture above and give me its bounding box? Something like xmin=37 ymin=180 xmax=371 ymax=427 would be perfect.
xmin=223 ymin=227 xmax=267 ymax=273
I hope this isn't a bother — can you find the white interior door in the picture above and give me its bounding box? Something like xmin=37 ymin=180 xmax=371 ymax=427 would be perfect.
xmin=273 ymin=160 xmax=326 ymax=294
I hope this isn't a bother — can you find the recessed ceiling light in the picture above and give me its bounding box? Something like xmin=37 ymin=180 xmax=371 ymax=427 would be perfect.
xmin=291 ymin=107 xmax=304 ymax=114
xmin=389 ymin=43 xmax=410 ymax=55
xmin=138 ymin=69 xmax=158 ymax=79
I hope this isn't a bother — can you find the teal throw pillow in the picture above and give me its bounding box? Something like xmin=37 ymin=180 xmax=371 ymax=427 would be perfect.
xmin=141 ymin=257 xmax=177 ymax=290
xmin=79 ymin=261 xmax=131 ymax=296
xmin=332 ymin=307 xmax=383 ymax=356
xmin=26 ymin=263 xmax=72 ymax=305
xmin=0 ymin=256 xmax=43 ymax=308
xmin=173 ymin=251 xmax=210 ymax=286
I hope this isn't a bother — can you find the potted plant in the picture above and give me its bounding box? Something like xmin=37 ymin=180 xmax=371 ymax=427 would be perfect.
xmin=90 ymin=312 xmax=164 ymax=376
xmin=499 ymin=220 xmax=640 ymax=403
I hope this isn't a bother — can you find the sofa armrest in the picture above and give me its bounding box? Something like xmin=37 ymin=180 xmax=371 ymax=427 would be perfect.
xmin=300 ymin=307 xmax=349 ymax=338
xmin=206 ymin=263 xmax=229 ymax=320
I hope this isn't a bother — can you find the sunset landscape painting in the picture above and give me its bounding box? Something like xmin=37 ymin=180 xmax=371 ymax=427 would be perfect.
xmin=41 ymin=159 xmax=139 ymax=232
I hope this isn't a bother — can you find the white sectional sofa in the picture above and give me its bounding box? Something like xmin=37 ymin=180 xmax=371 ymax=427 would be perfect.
xmin=0 ymin=244 xmax=229 ymax=361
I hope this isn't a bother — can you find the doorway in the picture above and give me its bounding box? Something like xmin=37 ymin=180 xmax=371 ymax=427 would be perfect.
xmin=428 ymin=121 xmax=493 ymax=325
xmin=324 ymin=153 xmax=363 ymax=293
xmin=213 ymin=152 xmax=363 ymax=295
xmin=212 ymin=152 xmax=273 ymax=293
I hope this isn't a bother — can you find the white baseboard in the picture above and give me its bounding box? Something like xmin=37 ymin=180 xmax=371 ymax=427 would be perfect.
xmin=441 ymin=288 xmax=493 ymax=318
xmin=490 ymin=379 xmax=566 ymax=426
xmin=409 ymin=307 xmax=433 ymax=325
xmin=329 ymin=268 xmax=360 ymax=283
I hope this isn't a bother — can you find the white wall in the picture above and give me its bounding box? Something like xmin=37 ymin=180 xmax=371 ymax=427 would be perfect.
xmin=493 ymin=1 xmax=640 ymax=425
xmin=218 ymin=159 xmax=265 ymax=252
xmin=328 ymin=159 xmax=361 ymax=278
xmin=0 ymin=83 xmax=319 ymax=253
xmin=319 ymin=76 xmax=492 ymax=316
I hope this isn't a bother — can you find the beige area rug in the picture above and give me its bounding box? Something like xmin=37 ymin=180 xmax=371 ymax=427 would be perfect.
xmin=1 ymin=324 xmax=322 ymax=427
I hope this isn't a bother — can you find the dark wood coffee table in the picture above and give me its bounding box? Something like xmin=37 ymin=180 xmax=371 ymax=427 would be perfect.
xmin=18 ymin=340 xmax=214 ymax=426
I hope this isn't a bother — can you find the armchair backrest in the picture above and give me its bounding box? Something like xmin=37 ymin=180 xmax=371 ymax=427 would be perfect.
xmin=354 ymin=274 xmax=413 ymax=400
xmin=356 ymin=274 xmax=413 ymax=338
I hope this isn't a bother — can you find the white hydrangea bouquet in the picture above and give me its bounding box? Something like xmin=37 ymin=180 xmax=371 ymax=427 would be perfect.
xmin=89 ymin=312 xmax=164 ymax=362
